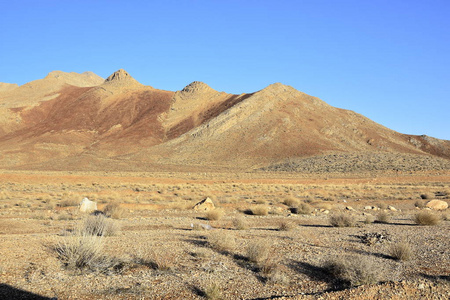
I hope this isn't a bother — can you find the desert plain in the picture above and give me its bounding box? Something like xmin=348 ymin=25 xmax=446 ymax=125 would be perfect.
xmin=0 ymin=70 xmax=449 ymax=299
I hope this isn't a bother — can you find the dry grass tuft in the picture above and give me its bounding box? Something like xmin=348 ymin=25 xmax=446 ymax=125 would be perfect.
xmin=247 ymin=240 xmax=270 ymax=264
xmin=103 ymin=203 xmax=126 ymax=219
xmin=204 ymin=282 xmax=222 ymax=300
xmin=329 ymin=213 xmax=357 ymax=227
xmin=291 ymin=203 xmax=314 ymax=214
xmin=233 ymin=216 xmax=249 ymax=230
xmin=376 ymin=212 xmax=390 ymax=224
xmin=363 ymin=214 xmax=375 ymax=224
xmin=414 ymin=211 xmax=441 ymax=226
xmin=324 ymin=255 xmax=383 ymax=287
xmin=208 ymin=231 xmax=236 ymax=252
xmin=206 ymin=209 xmax=224 ymax=221
xmin=251 ymin=205 xmax=269 ymax=216
xmin=55 ymin=234 xmax=116 ymax=271
xmin=278 ymin=220 xmax=295 ymax=231
xmin=82 ymin=215 xmax=121 ymax=236
xmin=59 ymin=198 xmax=79 ymax=207
xmin=389 ymin=241 xmax=412 ymax=261
xmin=283 ymin=197 xmax=299 ymax=207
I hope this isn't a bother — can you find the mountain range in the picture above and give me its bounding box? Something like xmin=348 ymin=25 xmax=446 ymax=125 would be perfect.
xmin=0 ymin=69 xmax=449 ymax=172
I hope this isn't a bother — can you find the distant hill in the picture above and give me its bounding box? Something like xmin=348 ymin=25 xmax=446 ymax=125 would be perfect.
xmin=0 ymin=69 xmax=448 ymax=172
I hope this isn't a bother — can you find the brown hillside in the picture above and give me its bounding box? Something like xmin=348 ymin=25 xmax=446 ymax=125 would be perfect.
xmin=0 ymin=70 xmax=448 ymax=172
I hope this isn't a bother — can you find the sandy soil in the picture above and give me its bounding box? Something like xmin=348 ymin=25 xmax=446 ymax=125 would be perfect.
xmin=0 ymin=171 xmax=449 ymax=299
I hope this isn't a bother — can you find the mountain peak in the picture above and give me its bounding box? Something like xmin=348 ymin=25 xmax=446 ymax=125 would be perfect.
xmin=105 ymin=69 xmax=132 ymax=82
xmin=103 ymin=69 xmax=142 ymax=87
xmin=181 ymin=81 xmax=215 ymax=94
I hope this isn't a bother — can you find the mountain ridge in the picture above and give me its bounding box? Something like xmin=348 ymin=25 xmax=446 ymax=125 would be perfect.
xmin=0 ymin=69 xmax=448 ymax=172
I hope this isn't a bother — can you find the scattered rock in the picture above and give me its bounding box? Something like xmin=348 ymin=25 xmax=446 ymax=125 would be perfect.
xmin=388 ymin=205 xmax=397 ymax=211
xmin=426 ymin=200 xmax=448 ymax=210
xmin=364 ymin=206 xmax=372 ymax=210
xmin=193 ymin=197 xmax=215 ymax=211
xmin=79 ymin=197 xmax=97 ymax=213
xmin=190 ymin=223 xmax=213 ymax=230
xmin=346 ymin=206 xmax=354 ymax=211
xmin=358 ymin=231 xmax=391 ymax=246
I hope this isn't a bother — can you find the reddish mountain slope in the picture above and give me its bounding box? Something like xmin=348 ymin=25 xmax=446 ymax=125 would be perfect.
xmin=0 ymin=69 xmax=448 ymax=171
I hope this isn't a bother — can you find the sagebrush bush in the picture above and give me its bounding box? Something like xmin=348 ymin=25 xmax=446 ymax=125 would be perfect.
xmin=414 ymin=211 xmax=441 ymax=225
xmin=324 ymin=255 xmax=382 ymax=287
xmin=204 ymin=282 xmax=222 ymax=300
xmin=82 ymin=215 xmax=121 ymax=236
xmin=55 ymin=234 xmax=115 ymax=271
xmin=363 ymin=215 xmax=375 ymax=224
xmin=208 ymin=231 xmax=235 ymax=252
xmin=291 ymin=203 xmax=314 ymax=215
xmin=251 ymin=205 xmax=269 ymax=216
xmin=103 ymin=203 xmax=125 ymax=219
xmin=278 ymin=220 xmax=295 ymax=231
xmin=389 ymin=241 xmax=412 ymax=261
xmin=206 ymin=209 xmax=224 ymax=221
xmin=233 ymin=216 xmax=249 ymax=230
xmin=283 ymin=197 xmax=299 ymax=207
xmin=376 ymin=212 xmax=390 ymax=224
xmin=247 ymin=240 xmax=270 ymax=264
xmin=329 ymin=213 xmax=357 ymax=227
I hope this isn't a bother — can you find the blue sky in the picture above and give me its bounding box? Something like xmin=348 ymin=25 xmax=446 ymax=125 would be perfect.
xmin=1 ymin=0 xmax=449 ymax=140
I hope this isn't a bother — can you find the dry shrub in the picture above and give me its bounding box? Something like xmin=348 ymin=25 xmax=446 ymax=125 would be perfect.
xmin=376 ymin=212 xmax=390 ymax=224
xmin=329 ymin=213 xmax=357 ymax=227
xmin=204 ymin=282 xmax=222 ymax=300
xmin=414 ymin=211 xmax=441 ymax=225
xmin=363 ymin=214 xmax=375 ymax=224
xmin=283 ymin=197 xmax=299 ymax=207
xmin=278 ymin=220 xmax=295 ymax=231
xmin=389 ymin=241 xmax=412 ymax=261
xmin=247 ymin=240 xmax=270 ymax=264
xmin=103 ymin=203 xmax=125 ymax=219
xmin=291 ymin=203 xmax=313 ymax=215
xmin=324 ymin=255 xmax=383 ymax=287
xmin=55 ymin=234 xmax=115 ymax=271
xmin=82 ymin=215 xmax=121 ymax=236
xmin=255 ymin=199 xmax=267 ymax=205
xmin=208 ymin=231 xmax=235 ymax=252
xmin=251 ymin=205 xmax=269 ymax=216
xmin=267 ymin=270 xmax=290 ymax=285
xmin=206 ymin=209 xmax=224 ymax=221
xmin=233 ymin=216 xmax=249 ymax=230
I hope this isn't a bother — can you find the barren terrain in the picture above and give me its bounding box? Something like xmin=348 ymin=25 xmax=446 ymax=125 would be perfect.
xmin=0 ymin=70 xmax=449 ymax=299
xmin=0 ymin=171 xmax=449 ymax=299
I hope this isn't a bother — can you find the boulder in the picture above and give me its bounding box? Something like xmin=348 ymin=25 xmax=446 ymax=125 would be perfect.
xmin=193 ymin=197 xmax=215 ymax=211
xmin=79 ymin=197 xmax=97 ymax=213
xmin=426 ymin=200 xmax=448 ymax=210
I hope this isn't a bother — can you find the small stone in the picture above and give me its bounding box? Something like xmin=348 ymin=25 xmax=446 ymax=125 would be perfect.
xmin=426 ymin=200 xmax=448 ymax=210
xmin=364 ymin=206 xmax=372 ymax=210
xmin=346 ymin=206 xmax=354 ymax=211
xmin=388 ymin=205 xmax=397 ymax=211
xmin=418 ymin=283 xmax=425 ymax=290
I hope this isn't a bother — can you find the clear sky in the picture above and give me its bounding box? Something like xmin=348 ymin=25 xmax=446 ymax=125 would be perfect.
xmin=1 ymin=0 xmax=449 ymax=140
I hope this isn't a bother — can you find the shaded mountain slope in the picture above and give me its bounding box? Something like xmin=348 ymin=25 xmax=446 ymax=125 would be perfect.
xmin=129 ymin=83 xmax=448 ymax=168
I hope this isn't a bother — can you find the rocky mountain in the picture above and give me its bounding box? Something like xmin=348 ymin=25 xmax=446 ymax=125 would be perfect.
xmin=0 ymin=69 xmax=448 ymax=172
